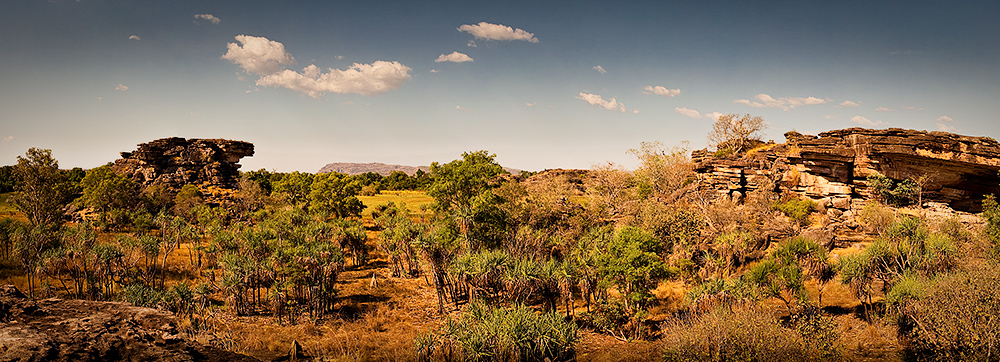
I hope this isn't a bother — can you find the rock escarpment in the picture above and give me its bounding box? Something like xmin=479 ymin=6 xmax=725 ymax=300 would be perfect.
xmin=112 ymin=138 xmax=254 ymax=191
xmin=692 ymin=128 xmax=1000 ymax=213
xmin=0 ymin=285 xmax=258 ymax=362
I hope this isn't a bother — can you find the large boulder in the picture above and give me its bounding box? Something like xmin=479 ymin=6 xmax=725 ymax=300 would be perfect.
xmin=112 ymin=138 xmax=254 ymax=191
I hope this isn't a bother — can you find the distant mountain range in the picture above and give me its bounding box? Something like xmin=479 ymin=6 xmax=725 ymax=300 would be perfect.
xmin=317 ymin=162 xmax=521 ymax=176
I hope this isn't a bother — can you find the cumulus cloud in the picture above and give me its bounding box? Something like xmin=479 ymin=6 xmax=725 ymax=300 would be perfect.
xmin=224 ymin=35 xmax=411 ymax=98
xmin=2 ymin=136 xmax=13 ymax=142
xmin=704 ymin=112 xmax=724 ymax=121
xmin=128 ymin=35 xmax=140 ymax=41
xmin=593 ymin=65 xmax=606 ymax=74
xmin=457 ymin=22 xmax=539 ymax=43
xmin=936 ymin=116 xmax=958 ymax=132
xmin=643 ymin=86 xmax=681 ymax=97
xmin=850 ymin=115 xmax=886 ymax=126
xmin=876 ymin=106 xmax=893 ymax=112
xmin=194 ymin=14 xmax=221 ymax=24
xmin=577 ymin=92 xmax=626 ymax=113
xmin=734 ymin=93 xmax=827 ymax=111
xmin=467 ymin=40 xmax=477 ymax=47
xmin=435 ymin=51 xmax=473 ymax=63
xmin=223 ymin=35 xmax=296 ymax=75
xmin=115 ymin=83 xmax=128 ymax=91
xmin=525 ymin=102 xmax=535 ymax=107
xmin=675 ymin=107 xmax=702 ymax=119
xmin=256 ymin=61 xmax=412 ymax=98
xmin=839 ymin=100 xmax=860 ymax=107
xmin=429 ymin=69 xmax=439 ymax=73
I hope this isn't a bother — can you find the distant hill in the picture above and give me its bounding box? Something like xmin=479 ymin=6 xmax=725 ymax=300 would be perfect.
xmin=317 ymin=162 xmax=522 ymax=176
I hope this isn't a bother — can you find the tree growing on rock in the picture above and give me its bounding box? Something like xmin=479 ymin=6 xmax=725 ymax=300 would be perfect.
xmin=707 ymin=113 xmax=767 ymax=155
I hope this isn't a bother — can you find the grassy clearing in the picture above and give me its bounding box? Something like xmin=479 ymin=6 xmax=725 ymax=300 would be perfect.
xmin=0 ymin=193 xmax=25 ymax=222
xmin=358 ymin=190 xmax=434 ymax=219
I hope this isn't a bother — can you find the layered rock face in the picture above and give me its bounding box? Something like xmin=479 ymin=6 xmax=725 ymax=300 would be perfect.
xmin=112 ymin=138 xmax=254 ymax=191
xmin=0 ymin=285 xmax=258 ymax=362
xmin=692 ymin=128 xmax=1000 ymax=212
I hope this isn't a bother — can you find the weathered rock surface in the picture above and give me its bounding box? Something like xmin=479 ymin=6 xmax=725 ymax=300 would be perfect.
xmin=692 ymin=128 xmax=1000 ymax=212
xmin=113 ymin=138 xmax=254 ymax=191
xmin=0 ymin=285 xmax=258 ymax=362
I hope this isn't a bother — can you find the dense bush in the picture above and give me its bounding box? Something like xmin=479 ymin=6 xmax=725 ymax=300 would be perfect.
xmin=417 ymin=301 xmax=578 ymax=362
xmin=867 ymin=174 xmax=917 ymax=206
xmin=771 ymin=197 xmax=816 ymax=226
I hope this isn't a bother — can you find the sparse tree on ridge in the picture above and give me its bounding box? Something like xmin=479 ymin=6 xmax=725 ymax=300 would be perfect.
xmin=707 ymin=113 xmax=767 ymax=155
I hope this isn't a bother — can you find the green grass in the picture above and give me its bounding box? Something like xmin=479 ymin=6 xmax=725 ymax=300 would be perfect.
xmin=0 ymin=193 xmax=23 ymax=221
xmin=357 ymin=190 xmax=434 ymax=219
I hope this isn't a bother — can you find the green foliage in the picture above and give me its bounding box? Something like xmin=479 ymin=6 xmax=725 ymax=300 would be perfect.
xmin=983 ymin=194 xmax=1000 ymax=258
xmin=596 ymin=226 xmax=669 ymax=312
xmin=427 ymin=150 xmax=507 ymax=212
xmin=771 ymin=197 xmax=816 ymax=225
xmin=9 ymin=148 xmax=73 ymax=228
xmin=867 ymin=174 xmax=917 ymax=206
xmin=79 ymin=164 xmax=139 ymax=214
xmin=0 ymin=165 xmax=15 ymax=193
xmin=241 ymin=168 xmax=277 ymax=194
xmin=273 ymin=171 xmax=315 ymax=207
xmin=309 ymin=172 xmax=364 ymax=218
xmin=121 ymin=283 xmax=163 ymax=308
xmin=418 ymin=301 xmax=578 ymax=362
xmin=171 ymin=185 xmax=205 ymax=221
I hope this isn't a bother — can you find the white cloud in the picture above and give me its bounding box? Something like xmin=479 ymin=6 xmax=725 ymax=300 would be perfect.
xmin=850 ymin=115 xmax=886 ymax=126
xmin=824 ymin=115 xmax=837 ymax=120
xmin=936 ymin=116 xmax=958 ymax=132
xmin=525 ymin=102 xmax=535 ymax=107
xmin=115 ymin=83 xmax=128 ymax=91
xmin=256 ymin=61 xmax=412 ymax=98
xmin=593 ymin=65 xmax=606 ymax=74
xmin=704 ymin=112 xmax=724 ymax=121
xmin=643 ymin=86 xmax=681 ymax=97
xmin=675 ymin=107 xmax=701 ymax=119
xmin=128 ymin=35 xmax=140 ymax=41
xmin=902 ymin=106 xmax=922 ymax=110
xmin=194 ymin=14 xmax=221 ymax=24
xmin=429 ymin=69 xmax=439 ymax=73
xmin=838 ymin=100 xmax=860 ymax=107
xmin=734 ymin=93 xmax=827 ymax=111
xmin=435 ymin=51 xmax=473 ymax=63
xmin=632 ymin=109 xmax=640 ymax=114
xmin=455 ymin=105 xmax=466 ymax=111
xmin=335 ymin=55 xmax=344 ymax=60
xmin=577 ymin=92 xmax=626 ymax=113
xmin=875 ymin=106 xmax=893 ymax=112
xmin=2 ymin=136 xmax=13 ymax=142
xmin=467 ymin=40 xmax=477 ymax=47
xmin=223 ymin=35 xmax=296 ymax=75
xmin=457 ymin=22 xmax=539 ymax=43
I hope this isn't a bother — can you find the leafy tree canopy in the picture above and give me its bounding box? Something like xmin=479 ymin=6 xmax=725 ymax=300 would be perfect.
xmin=428 ymin=150 xmax=507 ymax=212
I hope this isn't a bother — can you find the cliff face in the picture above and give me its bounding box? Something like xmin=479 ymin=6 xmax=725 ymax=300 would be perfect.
xmin=692 ymin=128 xmax=1000 ymax=213
xmin=112 ymin=138 xmax=254 ymax=191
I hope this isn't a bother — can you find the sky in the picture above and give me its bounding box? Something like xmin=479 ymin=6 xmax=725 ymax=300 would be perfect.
xmin=2 ymin=0 xmax=999 ymax=172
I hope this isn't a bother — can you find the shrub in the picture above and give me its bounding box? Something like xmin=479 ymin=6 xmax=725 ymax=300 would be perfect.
xmin=661 ymin=304 xmax=837 ymax=361
xmin=867 ymin=174 xmax=917 ymax=206
xmin=772 ymin=197 xmax=816 ymax=226
xmin=858 ymin=200 xmax=896 ymax=235
xmin=901 ymin=266 xmax=1000 ymax=360
xmin=417 ymin=301 xmax=578 ymax=362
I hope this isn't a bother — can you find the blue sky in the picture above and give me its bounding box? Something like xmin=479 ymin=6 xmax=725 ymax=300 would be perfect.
xmin=2 ymin=0 xmax=998 ymax=172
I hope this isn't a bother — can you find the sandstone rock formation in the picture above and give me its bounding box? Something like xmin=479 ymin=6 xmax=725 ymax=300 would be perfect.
xmin=692 ymin=128 xmax=1000 ymax=213
xmin=0 ymin=285 xmax=258 ymax=362
xmin=112 ymin=138 xmax=254 ymax=191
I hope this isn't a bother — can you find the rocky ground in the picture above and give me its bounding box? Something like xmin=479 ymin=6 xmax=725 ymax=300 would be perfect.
xmin=0 ymin=285 xmax=258 ymax=362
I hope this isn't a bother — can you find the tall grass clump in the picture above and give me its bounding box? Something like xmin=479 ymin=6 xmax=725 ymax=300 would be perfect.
xmin=416 ymin=301 xmax=578 ymax=362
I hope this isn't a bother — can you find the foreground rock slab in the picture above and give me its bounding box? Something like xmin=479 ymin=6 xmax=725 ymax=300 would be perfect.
xmin=0 ymin=286 xmax=258 ymax=362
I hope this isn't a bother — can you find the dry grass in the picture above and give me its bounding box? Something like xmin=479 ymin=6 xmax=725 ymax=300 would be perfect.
xmin=357 ymin=190 xmax=434 ymax=220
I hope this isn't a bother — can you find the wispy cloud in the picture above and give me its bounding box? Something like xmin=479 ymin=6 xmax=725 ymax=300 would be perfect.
xmin=525 ymin=102 xmax=535 ymax=107
xmin=675 ymin=107 xmax=701 ymax=118
xmin=902 ymin=106 xmax=923 ymax=111
xmin=194 ymin=14 xmax=221 ymax=24
xmin=643 ymin=86 xmax=681 ymax=97
xmin=593 ymin=65 xmax=606 ymax=74
xmin=838 ymin=100 xmax=860 ymax=107
xmin=128 ymin=35 xmax=140 ymax=41
xmin=704 ymin=112 xmax=724 ymax=121
xmin=224 ymin=35 xmax=411 ymax=98
xmin=2 ymin=136 xmax=13 ymax=142
xmin=115 ymin=83 xmax=128 ymax=91
xmin=577 ymin=92 xmax=627 ymax=113
xmin=734 ymin=93 xmax=827 ymax=111
xmin=435 ymin=51 xmax=473 ymax=63
xmin=850 ymin=115 xmax=886 ymax=126
xmin=429 ymin=69 xmax=439 ymax=73
xmin=936 ymin=116 xmax=958 ymax=132
xmin=455 ymin=105 xmax=466 ymax=111
xmin=467 ymin=40 xmax=477 ymax=47
xmin=458 ymin=22 xmax=538 ymax=43
xmin=875 ymin=107 xmax=893 ymax=112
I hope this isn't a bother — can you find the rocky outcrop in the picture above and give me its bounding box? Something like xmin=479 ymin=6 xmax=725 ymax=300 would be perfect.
xmin=112 ymin=138 xmax=254 ymax=191
xmin=0 ymin=285 xmax=258 ymax=362
xmin=692 ymin=128 xmax=1000 ymax=213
